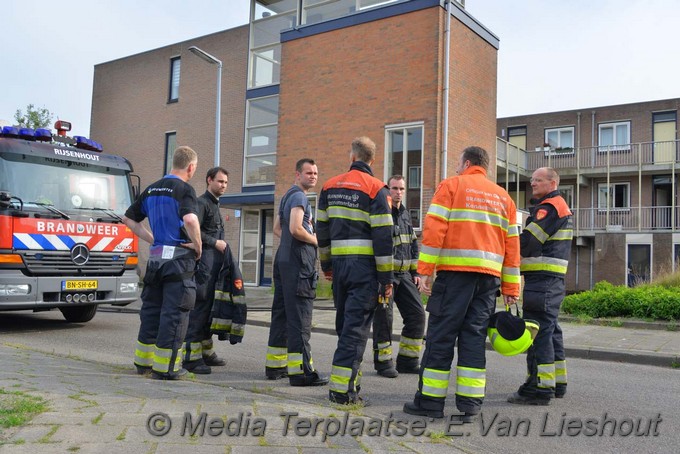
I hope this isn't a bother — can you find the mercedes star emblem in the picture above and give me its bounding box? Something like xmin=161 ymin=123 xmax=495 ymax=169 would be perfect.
xmin=71 ymin=244 xmax=90 ymax=266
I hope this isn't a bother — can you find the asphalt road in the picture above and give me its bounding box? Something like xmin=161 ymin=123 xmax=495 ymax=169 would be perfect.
xmin=1 ymin=309 xmax=678 ymax=453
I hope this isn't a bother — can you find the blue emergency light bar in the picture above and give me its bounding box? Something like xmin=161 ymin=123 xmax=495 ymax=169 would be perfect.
xmin=34 ymin=129 xmax=52 ymax=141
xmin=1 ymin=126 xmax=19 ymax=137
xmin=74 ymin=135 xmax=103 ymax=152
xmin=19 ymin=128 xmax=35 ymax=139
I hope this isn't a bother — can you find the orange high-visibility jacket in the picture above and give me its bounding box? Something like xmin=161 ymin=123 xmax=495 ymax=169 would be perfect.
xmin=417 ymin=166 xmax=521 ymax=297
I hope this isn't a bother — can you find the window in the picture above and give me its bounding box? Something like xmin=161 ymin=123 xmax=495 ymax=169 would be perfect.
xmin=164 ymin=132 xmax=177 ymax=175
xmin=244 ymin=96 xmax=278 ymax=185
xmin=598 ymin=182 xmax=630 ymax=210
xmin=558 ymin=185 xmax=574 ymax=208
xmin=386 ymin=123 xmax=423 ymax=229
xmin=545 ymin=127 xmax=574 ymax=149
xmin=627 ymin=244 xmax=651 ymax=286
xmin=168 ymin=57 xmax=181 ymax=102
xmin=507 ymin=126 xmax=527 ymax=151
xmin=674 ymin=244 xmax=680 ymax=272
xmin=598 ymin=121 xmax=630 ymax=151
xmin=249 ymin=1 xmax=296 ymax=88
xmin=408 ymin=166 xmax=421 ymax=189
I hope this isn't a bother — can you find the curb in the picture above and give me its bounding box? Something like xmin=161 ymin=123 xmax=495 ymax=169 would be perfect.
xmin=248 ymin=318 xmax=679 ymax=369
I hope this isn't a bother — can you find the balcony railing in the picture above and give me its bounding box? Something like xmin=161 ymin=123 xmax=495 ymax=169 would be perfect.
xmin=497 ymin=139 xmax=680 ymax=175
xmin=526 ymin=140 xmax=680 ymax=172
xmin=573 ymin=206 xmax=678 ymax=233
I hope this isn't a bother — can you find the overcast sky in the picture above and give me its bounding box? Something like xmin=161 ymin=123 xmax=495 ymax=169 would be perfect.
xmin=1 ymin=0 xmax=678 ymax=137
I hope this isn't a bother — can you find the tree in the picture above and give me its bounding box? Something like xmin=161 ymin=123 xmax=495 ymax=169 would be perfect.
xmin=14 ymin=104 xmax=53 ymax=129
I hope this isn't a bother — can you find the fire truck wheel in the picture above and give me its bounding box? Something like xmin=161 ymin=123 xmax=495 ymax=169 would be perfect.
xmin=59 ymin=305 xmax=98 ymax=323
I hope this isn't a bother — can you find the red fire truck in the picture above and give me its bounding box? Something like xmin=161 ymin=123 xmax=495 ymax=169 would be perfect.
xmin=0 ymin=122 xmax=140 ymax=322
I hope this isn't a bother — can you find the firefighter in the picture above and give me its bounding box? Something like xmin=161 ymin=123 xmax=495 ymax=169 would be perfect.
xmin=265 ymin=158 xmax=328 ymax=386
xmin=317 ymin=136 xmax=393 ymax=405
xmin=183 ymin=167 xmax=230 ymax=374
xmin=508 ymin=167 xmax=573 ymax=405
xmin=403 ymin=146 xmax=520 ymax=422
xmin=123 ymin=146 xmax=202 ymax=380
xmin=372 ymin=175 xmax=426 ymax=377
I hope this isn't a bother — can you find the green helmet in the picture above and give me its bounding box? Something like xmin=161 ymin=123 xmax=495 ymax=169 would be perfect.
xmin=487 ymin=310 xmax=539 ymax=356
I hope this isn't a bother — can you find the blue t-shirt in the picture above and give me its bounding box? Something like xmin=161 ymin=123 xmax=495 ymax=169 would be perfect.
xmin=125 ymin=175 xmax=197 ymax=246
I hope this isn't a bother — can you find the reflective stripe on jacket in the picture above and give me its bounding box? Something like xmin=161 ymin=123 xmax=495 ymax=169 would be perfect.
xmin=392 ymin=203 xmax=419 ymax=275
xmin=520 ymin=193 xmax=573 ymax=277
xmin=417 ymin=166 xmax=520 ymax=297
xmin=317 ymin=161 xmax=394 ymax=285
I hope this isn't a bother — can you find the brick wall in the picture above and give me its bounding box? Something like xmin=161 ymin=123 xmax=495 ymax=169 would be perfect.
xmin=278 ymin=6 xmax=498 ymax=215
xmin=90 ymin=26 xmax=249 ymax=266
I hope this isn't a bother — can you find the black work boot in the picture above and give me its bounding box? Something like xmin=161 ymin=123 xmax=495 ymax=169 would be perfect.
xmin=203 ymin=353 xmax=226 ymax=367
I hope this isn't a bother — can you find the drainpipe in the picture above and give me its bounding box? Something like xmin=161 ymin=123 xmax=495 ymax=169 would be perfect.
xmin=441 ymin=0 xmax=452 ymax=180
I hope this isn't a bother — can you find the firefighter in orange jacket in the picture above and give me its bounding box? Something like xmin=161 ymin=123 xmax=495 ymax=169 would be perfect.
xmin=317 ymin=136 xmax=394 ymax=405
xmin=403 ymin=146 xmax=521 ymax=422
xmin=508 ymin=167 xmax=573 ymax=406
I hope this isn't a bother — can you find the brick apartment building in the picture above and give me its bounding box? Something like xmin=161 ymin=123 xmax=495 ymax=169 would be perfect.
xmin=496 ymin=98 xmax=680 ymax=291
xmin=91 ymin=0 xmax=499 ymax=287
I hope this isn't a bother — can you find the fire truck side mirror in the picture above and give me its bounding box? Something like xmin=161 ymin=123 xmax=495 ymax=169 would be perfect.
xmin=0 ymin=191 xmax=12 ymax=208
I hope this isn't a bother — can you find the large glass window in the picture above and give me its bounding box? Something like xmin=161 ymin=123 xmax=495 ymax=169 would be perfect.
xmin=558 ymin=185 xmax=574 ymax=208
xmin=301 ymin=0 xmax=400 ymax=24
xmin=627 ymin=244 xmax=651 ymax=286
xmin=168 ymin=57 xmax=181 ymax=102
xmin=507 ymin=125 xmax=527 ymax=151
xmin=249 ymin=1 xmax=297 ymax=88
xmin=245 ymin=96 xmax=278 ymax=185
xmin=164 ymin=132 xmax=176 ymax=176
xmin=599 ymin=121 xmax=630 ymax=151
xmin=545 ymin=126 xmax=574 ymax=149
xmin=386 ymin=124 xmax=423 ymax=229
xmin=598 ymin=182 xmax=630 ymax=211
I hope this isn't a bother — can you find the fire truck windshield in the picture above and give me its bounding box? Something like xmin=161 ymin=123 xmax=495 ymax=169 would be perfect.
xmin=0 ymin=153 xmax=133 ymax=215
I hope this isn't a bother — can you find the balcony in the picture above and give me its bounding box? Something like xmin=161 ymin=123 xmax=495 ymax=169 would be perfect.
xmin=496 ymin=138 xmax=680 ymax=234
xmin=573 ymin=206 xmax=679 ymax=234
xmin=497 ymin=139 xmax=680 ymax=177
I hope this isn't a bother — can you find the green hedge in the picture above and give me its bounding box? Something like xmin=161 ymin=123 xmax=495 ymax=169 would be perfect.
xmin=562 ymin=281 xmax=680 ymax=321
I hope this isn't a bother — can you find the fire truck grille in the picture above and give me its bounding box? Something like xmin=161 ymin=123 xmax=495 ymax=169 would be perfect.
xmin=22 ymin=250 xmax=127 ymax=276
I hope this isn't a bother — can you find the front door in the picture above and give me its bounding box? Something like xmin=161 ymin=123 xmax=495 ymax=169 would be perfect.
xmin=260 ymin=209 xmax=274 ymax=286
xmin=240 ymin=208 xmax=273 ymax=286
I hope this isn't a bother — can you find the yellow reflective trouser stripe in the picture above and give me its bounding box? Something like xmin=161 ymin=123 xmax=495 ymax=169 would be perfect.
xmin=153 ymin=346 xmax=182 ymax=373
xmin=537 ymin=363 xmax=556 ymax=389
xmin=287 ymin=352 xmax=304 ymax=376
xmin=330 ymin=365 xmax=353 ymax=394
xmin=376 ymin=342 xmax=392 ymax=362
xmin=555 ymin=360 xmax=567 ymax=384
xmin=266 ymin=347 xmax=287 ymax=369
xmin=201 ymin=339 xmax=214 ymax=356
xmin=456 ymin=366 xmax=486 ymax=398
xmin=421 ymin=368 xmax=450 ymax=398
xmin=520 ymin=263 xmax=568 ymax=274
xmin=231 ymin=323 xmax=245 ymax=337
xmin=134 ymin=341 xmax=154 ymax=367
xmin=210 ymin=317 xmax=232 ymax=332
xmin=398 ymin=336 xmax=422 ymax=358
xmin=186 ymin=341 xmax=202 ymax=362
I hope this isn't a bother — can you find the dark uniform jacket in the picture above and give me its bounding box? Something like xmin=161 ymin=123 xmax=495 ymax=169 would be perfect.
xmin=197 ymin=190 xmax=224 ymax=249
xmin=520 ymin=190 xmax=573 ymax=278
xmin=317 ymin=161 xmax=394 ymax=285
xmin=392 ymin=203 xmax=419 ymax=279
xmin=210 ymin=244 xmax=247 ymax=344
